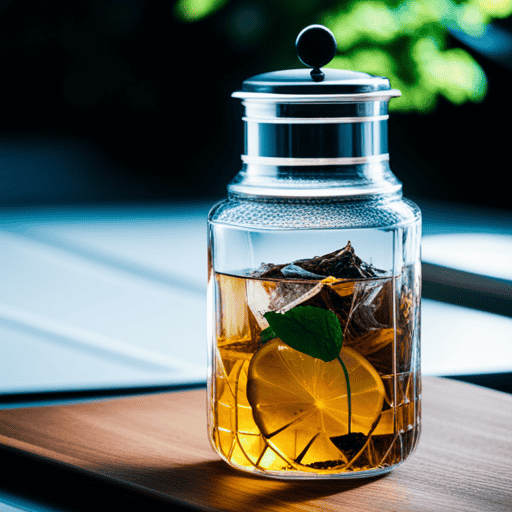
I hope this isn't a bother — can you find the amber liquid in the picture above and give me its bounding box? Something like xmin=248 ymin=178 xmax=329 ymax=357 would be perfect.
xmin=209 ymin=272 xmax=420 ymax=477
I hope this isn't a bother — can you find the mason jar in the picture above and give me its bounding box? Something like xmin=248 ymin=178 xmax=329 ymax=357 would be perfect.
xmin=207 ymin=25 xmax=421 ymax=479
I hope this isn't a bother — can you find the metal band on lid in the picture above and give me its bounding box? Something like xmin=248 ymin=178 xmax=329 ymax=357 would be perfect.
xmin=241 ymin=154 xmax=390 ymax=166
xmin=242 ymin=115 xmax=389 ymax=124
xmin=232 ymin=90 xmax=401 ymax=102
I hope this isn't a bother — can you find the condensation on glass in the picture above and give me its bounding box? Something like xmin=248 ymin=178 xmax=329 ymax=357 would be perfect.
xmin=207 ymin=26 xmax=421 ymax=480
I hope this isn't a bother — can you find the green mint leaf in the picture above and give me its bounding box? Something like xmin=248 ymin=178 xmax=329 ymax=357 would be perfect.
xmin=263 ymin=306 xmax=343 ymax=363
xmin=260 ymin=326 xmax=276 ymax=344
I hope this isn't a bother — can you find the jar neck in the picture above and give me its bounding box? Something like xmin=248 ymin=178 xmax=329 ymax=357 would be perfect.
xmin=228 ymin=161 xmax=402 ymax=199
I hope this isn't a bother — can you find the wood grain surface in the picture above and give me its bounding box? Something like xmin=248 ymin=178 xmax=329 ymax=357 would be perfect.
xmin=1 ymin=377 xmax=511 ymax=512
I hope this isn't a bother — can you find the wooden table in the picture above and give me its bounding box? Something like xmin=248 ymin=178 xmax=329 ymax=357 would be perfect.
xmin=1 ymin=377 xmax=511 ymax=512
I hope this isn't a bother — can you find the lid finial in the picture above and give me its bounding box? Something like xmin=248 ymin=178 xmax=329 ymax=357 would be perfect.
xmin=295 ymin=25 xmax=337 ymax=82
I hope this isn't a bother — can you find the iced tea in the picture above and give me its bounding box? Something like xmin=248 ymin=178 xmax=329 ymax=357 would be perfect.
xmin=208 ymin=244 xmax=420 ymax=477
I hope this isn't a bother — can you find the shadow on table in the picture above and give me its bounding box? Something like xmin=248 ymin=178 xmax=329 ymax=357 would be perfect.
xmin=1 ymin=445 xmax=389 ymax=512
xmin=105 ymin=460 xmax=389 ymax=511
xmin=0 ymin=444 xmax=189 ymax=512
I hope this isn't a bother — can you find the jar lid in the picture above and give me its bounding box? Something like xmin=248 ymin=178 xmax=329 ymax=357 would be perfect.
xmin=233 ymin=25 xmax=400 ymax=100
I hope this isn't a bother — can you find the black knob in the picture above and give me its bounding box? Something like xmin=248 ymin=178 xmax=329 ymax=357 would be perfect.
xmin=295 ymin=25 xmax=337 ymax=71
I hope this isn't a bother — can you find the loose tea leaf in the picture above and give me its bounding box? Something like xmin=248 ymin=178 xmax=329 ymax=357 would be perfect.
xmin=263 ymin=306 xmax=343 ymax=363
xmin=251 ymin=241 xmax=386 ymax=281
xmin=293 ymin=241 xmax=381 ymax=279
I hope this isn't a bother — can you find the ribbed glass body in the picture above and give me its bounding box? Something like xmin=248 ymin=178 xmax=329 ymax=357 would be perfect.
xmin=207 ymin=93 xmax=421 ymax=479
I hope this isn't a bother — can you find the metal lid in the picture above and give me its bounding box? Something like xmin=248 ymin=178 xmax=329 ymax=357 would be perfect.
xmin=234 ymin=25 xmax=399 ymax=99
xmin=227 ymin=25 xmax=402 ymax=199
xmin=241 ymin=69 xmax=393 ymax=95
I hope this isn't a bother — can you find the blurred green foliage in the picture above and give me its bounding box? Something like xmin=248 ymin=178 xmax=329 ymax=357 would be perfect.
xmin=174 ymin=0 xmax=512 ymax=112
xmin=173 ymin=0 xmax=230 ymax=21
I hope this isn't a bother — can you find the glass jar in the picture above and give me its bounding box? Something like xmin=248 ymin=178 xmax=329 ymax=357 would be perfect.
xmin=207 ymin=26 xmax=421 ymax=479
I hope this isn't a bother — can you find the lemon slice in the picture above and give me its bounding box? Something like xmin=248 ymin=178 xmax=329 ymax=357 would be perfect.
xmin=246 ymin=340 xmax=385 ymax=467
xmin=215 ymin=356 xmax=292 ymax=471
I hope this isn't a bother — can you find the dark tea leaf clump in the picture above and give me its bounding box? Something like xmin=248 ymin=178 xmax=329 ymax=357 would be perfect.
xmin=330 ymin=432 xmax=368 ymax=452
xmin=302 ymin=431 xmax=368 ymax=470
xmin=251 ymin=241 xmax=385 ymax=280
